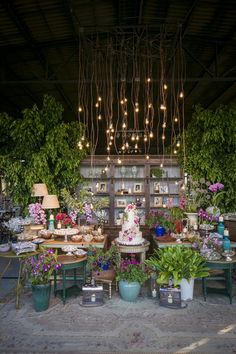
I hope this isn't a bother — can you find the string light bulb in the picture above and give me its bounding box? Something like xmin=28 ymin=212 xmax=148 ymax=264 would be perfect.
xmin=135 ymin=107 xmax=139 ymax=112
xmin=174 ymin=117 xmax=178 ymax=122
xmin=146 ymin=155 xmax=150 ymax=160
xmin=164 ymin=84 xmax=168 ymax=90
xmin=179 ymin=91 xmax=184 ymax=98
xmin=95 ymin=102 xmax=99 ymax=108
xmin=149 ymin=131 xmax=153 ymax=138
xmin=78 ymin=107 xmax=82 ymax=112
xmin=86 ymin=142 xmax=89 ymax=148
xmin=122 ymin=123 xmax=126 ymax=129
xmin=162 ymin=135 xmax=165 ymax=140
xmin=147 ymin=77 xmax=151 ymax=82
xmin=176 ymin=141 xmax=180 ymax=147
xmin=107 ymin=156 xmax=110 ymax=161
xmin=174 ymin=149 xmax=177 ymax=154
xmin=98 ymin=97 xmax=102 ymax=102
xmin=98 ymin=114 xmax=102 ymax=120
xmin=117 ymin=158 xmax=122 ymax=164
xmin=162 ymin=122 xmax=166 ymax=128
xmin=145 ymin=119 xmax=149 ymax=124
xmin=131 ymin=134 xmax=135 ymax=141
xmin=160 ymin=104 xmax=167 ymax=110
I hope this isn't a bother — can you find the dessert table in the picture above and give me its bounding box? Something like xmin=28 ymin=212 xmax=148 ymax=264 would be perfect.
xmin=40 ymin=234 xmax=108 ymax=250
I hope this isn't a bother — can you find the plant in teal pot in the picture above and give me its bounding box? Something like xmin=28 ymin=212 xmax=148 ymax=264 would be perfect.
xmin=23 ymin=249 xmax=61 ymax=312
xmin=116 ymin=257 xmax=149 ymax=302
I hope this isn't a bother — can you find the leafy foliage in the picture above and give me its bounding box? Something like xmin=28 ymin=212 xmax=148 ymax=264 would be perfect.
xmin=145 ymin=247 xmax=209 ymax=286
xmin=87 ymin=244 xmax=121 ymax=271
xmin=178 ymin=104 xmax=236 ymax=212
xmin=0 ymin=95 xmax=88 ymax=212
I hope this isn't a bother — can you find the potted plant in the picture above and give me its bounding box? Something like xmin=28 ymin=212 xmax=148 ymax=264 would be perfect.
xmin=87 ymin=244 xmax=121 ymax=279
xmin=145 ymin=247 xmax=209 ymax=300
xmin=145 ymin=210 xmax=175 ymax=236
xmin=23 ymin=249 xmax=61 ymax=312
xmin=150 ymin=167 xmax=164 ymax=178
xmin=116 ymin=257 xmax=149 ymax=302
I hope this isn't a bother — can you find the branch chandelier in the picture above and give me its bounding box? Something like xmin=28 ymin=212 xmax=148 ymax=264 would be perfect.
xmin=77 ymin=27 xmax=185 ymax=169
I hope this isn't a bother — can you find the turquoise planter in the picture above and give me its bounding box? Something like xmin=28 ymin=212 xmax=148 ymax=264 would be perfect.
xmin=118 ymin=280 xmax=141 ymax=302
xmin=31 ymin=283 xmax=51 ymax=312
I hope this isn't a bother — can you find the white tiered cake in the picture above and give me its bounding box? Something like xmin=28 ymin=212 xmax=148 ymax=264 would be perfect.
xmin=116 ymin=204 xmax=144 ymax=245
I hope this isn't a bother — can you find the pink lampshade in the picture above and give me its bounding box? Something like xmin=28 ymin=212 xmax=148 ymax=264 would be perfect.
xmin=31 ymin=183 xmax=48 ymax=197
xmin=42 ymin=195 xmax=60 ymax=209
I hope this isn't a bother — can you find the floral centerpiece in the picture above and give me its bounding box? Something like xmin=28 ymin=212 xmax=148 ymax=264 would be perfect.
xmin=55 ymin=211 xmax=75 ymax=228
xmin=23 ymin=249 xmax=61 ymax=285
xmin=28 ymin=203 xmax=46 ymax=224
xmin=191 ymin=233 xmax=223 ymax=260
xmin=145 ymin=210 xmax=175 ymax=233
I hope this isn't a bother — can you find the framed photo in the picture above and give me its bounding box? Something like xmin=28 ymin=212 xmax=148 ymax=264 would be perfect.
xmin=133 ymin=183 xmax=142 ymax=193
xmin=166 ymin=197 xmax=174 ymax=208
xmin=153 ymin=182 xmax=160 ymax=194
xmin=97 ymin=182 xmax=107 ymax=193
xmin=116 ymin=199 xmax=127 ymax=207
xmin=154 ymin=196 xmax=163 ymax=207
xmin=160 ymin=184 xmax=169 ymax=194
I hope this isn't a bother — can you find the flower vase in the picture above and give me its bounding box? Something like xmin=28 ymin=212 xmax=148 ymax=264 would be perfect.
xmin=155 ymin=225 xmax=165 ymax=236
xmin=31 ymin=283 xmax=51 ymax=312
xmin=118 ymin=280 xmax=141 ymax=302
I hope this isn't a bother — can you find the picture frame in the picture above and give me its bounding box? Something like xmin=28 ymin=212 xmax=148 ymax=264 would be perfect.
xmin=159 ymin=184 xmax=169 ymax=194
xmin=97 ymin=182 xmax=107 ymax=193
xmin=116 ymin=199 xmax=127 ymax=207
xmin=133 ymin=183 xmax=142 ymax=193
xmin=154 ymin=196 xmax=163 ymax=207
xmin=153 ymin=182 xmax=161 ymax=194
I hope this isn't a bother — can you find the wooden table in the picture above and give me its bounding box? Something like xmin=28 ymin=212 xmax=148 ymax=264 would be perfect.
xmin=54 ymin=254 xmax=87 ymax=305
xmin=202 ymin=256 xmax=236 ymax=304
xmin=0 ymin=250 xmax=39 ymax=309
xmin=40 ymin=234 xmax=108 ymax=250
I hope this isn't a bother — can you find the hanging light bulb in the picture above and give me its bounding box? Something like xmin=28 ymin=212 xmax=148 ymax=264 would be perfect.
xmin=98 ymin=96 xmax=102 ymax=102
xmin=136 ymin=135 xmax=139 ymax=141
xmin=145 ymin=119 xmax=149 ymax=124
xmin=106 ymin=129 xmax=109 ymax=134
xmin=131 ymin=134 xmax=135 ymax=141
xmin=162 ymin=135 xmax=165 ymax=140
xmin=124 ymin=97 xmax=127 ymax=102
xmin=98 ymin=114 xmax=102 ymax=120
xmin=160 ymin=163 xmax=163 ymax=168
xmin=179 ymin=91 xmax=184 ymax=98
xmin=95 ymin=102 xmax=99 ymax=108
xmin=134 ymin=143 xmax=138 ymax=149
xmin=148 ymin=103 xmax=152 ymax=108
xmin=78 ymin=106 xmax=82 ymax=112
xmin=125 ymin=142 xmax=129 ymax=148
xmin=160 ymin=104 xmax=167 ymax=110
xmin=109 ymin=141 xmax=112 ymax=146
xmin=121 ymin=145 xmax=125 ymax=151
xmin=86 ymin=142 xmax=89 ymax=148
xmin=124 ymin=111 xmax=128 ymax=116
xmin=162 ymin=122 xmax=166 ymax=128
xmin=122 ymin=122 xmax=126 ymax=129
xmin=176 ymin=141 xmax=180 ymax=147
xmin=144 ymin=135 xmax=147 ymax=142
xmin=135 ymin=107 xmax=139 ymax=112
xmin=111 ymin=128 xmax=114 ymax=133
xmin=117 ymin=158 xmax=122 ymax=164
xmin=105 ymin=166 xmax=108 ymax=171
xmin=174 ymin=117 xmax=178 ymax=122
xmin=107 ymin=156 xmax=110 ymax=161
xmin=162 ymin=203 xmax=167 ymax=208
xmin=149 ymin=131 xmax=153 ymax=138
xmin=107 ymin=146 xmax=110 ymax=151
xmin=147 ymin=77 xmax=151 ymax=82
xmin=135 ymin=102 xmax=139 ymax=106
xmin=109 ymin=123 xmax=113 ymax=129
xmin=120 ymin=100 xmax=124 ymax=105
xmin=164 ymin=84 xmax=168 ymax=90
xmin=81 ymin=136 xmax=85 ymax=141
xmin=174 ymin=149 xmax=177 ymax=154
xmin=110 ymin=135 xmax=114 ymax=140
xmin=146 ymin=154 xmax=149 ymax=160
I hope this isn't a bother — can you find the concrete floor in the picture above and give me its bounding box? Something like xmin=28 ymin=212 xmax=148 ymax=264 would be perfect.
xmin=0 ymin=258 xmax=236 ymax=354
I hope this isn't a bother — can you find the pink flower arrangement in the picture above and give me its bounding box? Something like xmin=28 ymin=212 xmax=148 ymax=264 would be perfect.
xmin=28 ymin=203 xmax=46 ymax=224
xmin=208 ymin=182 xmax=224 ymax=193
xmin=55 ymin=212 xmax=74 ymax=227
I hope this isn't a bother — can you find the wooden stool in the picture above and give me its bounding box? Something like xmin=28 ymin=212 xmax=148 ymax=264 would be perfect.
xmin=92 ymin=269 xmax=117 ymax=299
xmin=54 ymin=255 xmax=87 ymax=304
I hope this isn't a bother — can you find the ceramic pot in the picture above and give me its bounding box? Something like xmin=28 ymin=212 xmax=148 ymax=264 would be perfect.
xmin=31 ymin=283 xmax=51 ymax=312
xmin=180 ymin=278 xmax=194 ymax=301
xmin=118 ymin=280 xmax=141 ymax=302
xmin=155 ymin=225 xmax=165 ymax=236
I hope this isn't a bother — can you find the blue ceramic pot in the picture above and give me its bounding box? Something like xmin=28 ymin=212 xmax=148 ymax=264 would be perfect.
xmin=98 ymin=260 xmax=110 ymax=271
xmin=31 ymin=283 xmax=51 ymax=312
xmin=155 ymin=225 xmax=165 ymax=236
xmin=118 ymin=280 xmax=141 ymax=302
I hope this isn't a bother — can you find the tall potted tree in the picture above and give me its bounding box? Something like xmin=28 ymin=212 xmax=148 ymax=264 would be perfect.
xmin=0 ymin=95 xmax=88 ymax=213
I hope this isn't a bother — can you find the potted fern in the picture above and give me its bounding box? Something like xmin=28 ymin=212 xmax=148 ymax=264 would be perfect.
xmin=145 ymin=247 xmax=209 ymax=300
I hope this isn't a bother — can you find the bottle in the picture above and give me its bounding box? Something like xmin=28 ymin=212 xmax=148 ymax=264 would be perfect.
xmin=223 ymin=229 xmax=231 ymax=254
xmin=217 ymin=216 xmax=225 ymax=236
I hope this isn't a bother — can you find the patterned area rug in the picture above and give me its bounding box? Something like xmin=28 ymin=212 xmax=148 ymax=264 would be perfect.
xmin=0 ymin=282 xmax=236 ymax=354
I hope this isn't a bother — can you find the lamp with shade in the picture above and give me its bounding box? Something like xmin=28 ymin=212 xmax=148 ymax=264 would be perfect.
xmin=31 ymin=183 xmax=48 ymax=203
xmin=42 ymin=195 xmax=60 ymax=231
